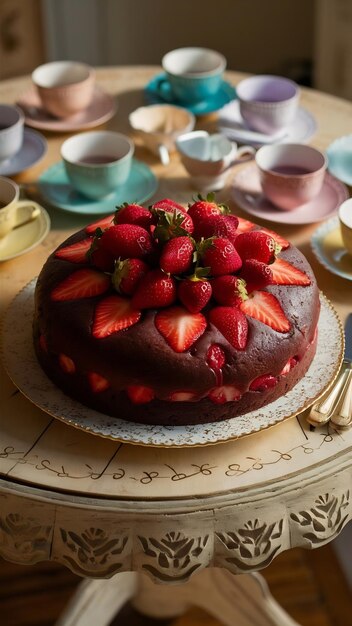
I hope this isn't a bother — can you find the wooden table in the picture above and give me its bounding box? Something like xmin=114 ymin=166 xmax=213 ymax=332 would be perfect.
xmin=0 ymin=67 xmax=351 ymax=626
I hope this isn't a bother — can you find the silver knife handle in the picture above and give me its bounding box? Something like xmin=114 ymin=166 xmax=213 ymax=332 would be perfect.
xmin=307 ymin=360 xmax=351 ymax=426
xmin=330 ymin=362 xmax=352 ymax=429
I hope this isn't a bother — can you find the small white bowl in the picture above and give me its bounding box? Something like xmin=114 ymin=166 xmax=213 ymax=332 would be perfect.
xmin=129 ymin=104 xmax=195 ymax=165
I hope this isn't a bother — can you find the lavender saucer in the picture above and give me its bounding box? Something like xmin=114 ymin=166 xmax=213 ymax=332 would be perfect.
xmin=0 ymin=129 xmax=47 ymax=176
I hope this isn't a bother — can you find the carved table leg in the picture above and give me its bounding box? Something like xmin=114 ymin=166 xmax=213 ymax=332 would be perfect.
xmin=55 ymin=572 xmax=138 ymax=626
xmin=132 ymin=568 xmax=301 ymax=626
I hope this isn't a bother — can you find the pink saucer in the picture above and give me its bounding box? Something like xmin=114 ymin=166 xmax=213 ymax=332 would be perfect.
xmin=17 ymin=85 xmax=117 ymax=132
xmin=230 ymin=162 xmax=348 ymax=225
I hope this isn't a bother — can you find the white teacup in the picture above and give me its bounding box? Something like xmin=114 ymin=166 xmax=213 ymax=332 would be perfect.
xmin=0 ymin=176 xmax=41 ymax=239
xmin=176 ymin=131 xmax=255 ymax=191
xmin=129 ymin=104 xmax=195 ymax=165
xmin=0 ymin=105 xmax=24 ymax=163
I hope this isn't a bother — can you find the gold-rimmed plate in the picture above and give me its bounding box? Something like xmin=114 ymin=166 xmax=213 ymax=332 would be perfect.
xmin=1 ymin=281 xmax=344 ymax=448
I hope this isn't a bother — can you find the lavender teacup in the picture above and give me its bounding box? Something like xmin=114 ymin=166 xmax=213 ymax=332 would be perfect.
xmin=237 ymin=75 xmax=299 ymax=135
xmin=256 ymin=144 xmax=327 ymax=211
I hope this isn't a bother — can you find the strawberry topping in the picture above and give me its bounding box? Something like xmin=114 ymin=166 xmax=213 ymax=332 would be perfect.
xmin=200 ymin=237 xmax=242 ymax=276
xmin=114 ymin=203 xmax=153 ymax=229
xmin=160 ymin=236 xmax=194 ymax=275
xmin=239 ymin=259 xmax=273 ymax=292
xmin=88 ymin=372 xmax=110 ymax=393
xmin=132 ymin=269 xmax=176 ymax=309
xmin=209 ymin=306 xmax=248 ymax=350
xmin=112 ymin=258 xmax=149 ymax=296
xmin=234 ymin=231 xmax=278 ymax=264
xmin=127 ymin=385 xmax=155 ymax=404
xmin=240 ymin=291 xmax=291 ymax=333
xmin=51 ymin=269 xmax=110 ymax=301
xmin=55 ymin=237 xmax=92 ymax=264
xmin=208 ymin=385 xmax=241 ymax=404
xmin=270 ymin=258 xmax=311 ymax=286
xmin=100 ymin=224 xmax=154 ymax=260
xmin=249 ymin=374 xmax=278 ymax=392
xmin=59 ymin=353 xmax=76 ymax=374
xmin=92 ymin=295 xmax=141 ymax=338
xmin=85 ymin=214 xmax=115 ymax=234
xmin=155 ymin=306 xmax=207 ymax=352
xmin=212 ymin=275 xmax=247 ymax=307
xmin=178 ymin=277 xmax=212 ymax=313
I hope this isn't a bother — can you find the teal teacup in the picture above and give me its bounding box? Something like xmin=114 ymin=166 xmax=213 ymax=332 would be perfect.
xmin=61 ymin=131 xmax=134 ymax=200
xmin=161 ymin=47 xmax=226 ymax=104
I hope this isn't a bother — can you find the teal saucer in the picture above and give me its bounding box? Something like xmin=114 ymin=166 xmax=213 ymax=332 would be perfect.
xmin=145 ymin=73 xmax=236 ymax=115
xmin=38 ymin=159 xmax=158 ymax=215
xmin=326 ymin=134 xmax=352 ymax=186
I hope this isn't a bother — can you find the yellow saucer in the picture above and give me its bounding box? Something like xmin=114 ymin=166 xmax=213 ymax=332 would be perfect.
xmin=311 ymin=216 xmax=352 ymax=281
xmin=0 ymin=205 xmax=50 ymax=262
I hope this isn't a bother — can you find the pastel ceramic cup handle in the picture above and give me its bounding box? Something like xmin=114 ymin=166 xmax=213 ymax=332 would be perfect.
xmin=157 ymin=143 xmax=170 ymax=166
xmin=154 ymin=76 xmax=174 ymax=103
xmin=235 ymin=145 xmax=256 ymax=161
xmin=12 ymin=200 xmax=41 ymax=230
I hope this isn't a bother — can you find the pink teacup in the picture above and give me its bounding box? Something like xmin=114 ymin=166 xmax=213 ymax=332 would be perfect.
xmin=32 ymin=61 xmax=95 ymax=118
xmin=256 ymin=144 xmax=327 ymax=211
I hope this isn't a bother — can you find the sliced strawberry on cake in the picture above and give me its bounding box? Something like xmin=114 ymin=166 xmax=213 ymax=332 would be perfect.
xmin=240 ymin=291 xmax=291 ymax=333
xmin=55 ymin=237 xmax=93 ymax=264
xmin=92 ymin=295 xmax=141 ymax=339
xmin=51 ymin=269 xmax=110 ymax=301
xmin=155 ymin=306 xmax=207 ymax=352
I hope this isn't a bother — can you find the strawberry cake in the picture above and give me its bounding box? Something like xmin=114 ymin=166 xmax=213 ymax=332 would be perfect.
xmin=33 ymin=196 xmax=320 ymax=425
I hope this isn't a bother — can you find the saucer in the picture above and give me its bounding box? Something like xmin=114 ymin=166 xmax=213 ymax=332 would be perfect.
xmin=0 ymin=205 xmax=50 ymax=262
xmin=218 ymin=101 xmax=317 ymax=146
xmin=230 ymin=163 xmax=348 ymax=225
xmin=17 ymin=86 xmax=117 ymax=132
xmin=38 ymin=159 xmax=158 ymax=215
xmin=311 ymin=216 xmax=352 ymax=281
xmin=144 ymin=73 xmax=236 ymax=115
xmin=0 ymin=129 xmax=47 ymax=176
xmin=326 ymin=134 xmax=352 ymax=185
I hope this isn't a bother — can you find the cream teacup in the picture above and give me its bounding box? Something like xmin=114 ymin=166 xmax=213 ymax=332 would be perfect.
xmin=176 ymin=131 xmax=255 ymax=191
xmin=256 ymin=144 xmax=327 ymax=210
xmin=129 ymin=104 xmax=195 ymax=165
xmin=338 ymin=198 xmax=352 ymax=256
xmin=0 ymin=105 xmax=24 ymax=163
xmin=0 ymin=176 xmax=41 ymax=239
xmin=32 ymin=61 xmax=95 ymax=118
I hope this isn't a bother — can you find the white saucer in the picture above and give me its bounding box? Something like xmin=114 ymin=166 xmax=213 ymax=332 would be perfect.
xmin=0 ymin=129 xmax=47 ymax=176
xmin=311 ymin=216 xmax=352 ymax=282
xmin=1 ymin=284 xmax=343 ymax=447
xmin=218 ymin=102 xmax=317 ymax=147
xmin=0 ymin=205 xmax=50 ymax=262
xmin=230 ymin=162 xmax=348 ymax=225
xmin=17 ymin=86 xmax=117 ymax=132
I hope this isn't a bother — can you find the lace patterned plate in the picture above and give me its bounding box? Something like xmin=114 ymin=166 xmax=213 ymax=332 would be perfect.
xmin=1 ymin=281 xmax=344 ymax=448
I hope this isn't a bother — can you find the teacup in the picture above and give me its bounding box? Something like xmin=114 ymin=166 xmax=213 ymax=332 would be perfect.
xmin=161 ymin=47 xmax=226 ymax=104
xmin=236 ymin=75 xmax=299 ymax=134
xmin=176 ymin=131 xmax=255 ymax=191
xmin=32 ymin=61 xmax=95 ymax=118
xmin=338 ymin=198 xmax=352 ymax=256
xmin=0 ymin=104 xmax=24 ymax=163
xmin=0 ymin=176 xmax=41 ymax=239
xmin=61 ymin=131 xmax=134 ymax=200
xmin=129 ymin=104 xmax=195 ymax=165
xmin=256 ymin=143 xmax=327 ymax=211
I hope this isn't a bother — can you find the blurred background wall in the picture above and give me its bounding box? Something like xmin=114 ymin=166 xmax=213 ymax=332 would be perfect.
xmin=0 ymin=0 xmax=352 ymax=99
